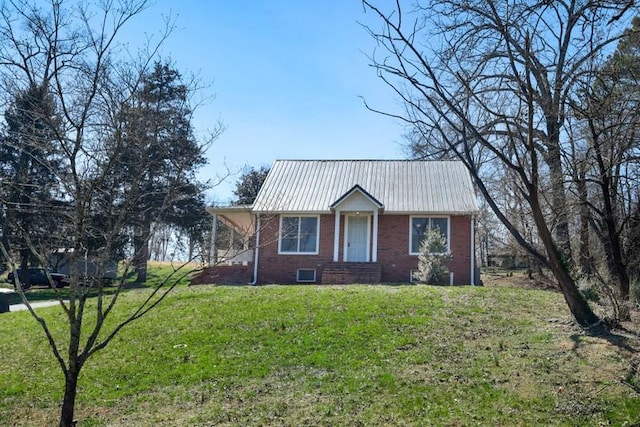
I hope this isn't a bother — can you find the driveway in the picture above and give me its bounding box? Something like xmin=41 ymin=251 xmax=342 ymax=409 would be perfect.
xmin=1 ymin=287 xmax=65 ymax=312
xmin=10 ymin=300 xmax=62 ymax=311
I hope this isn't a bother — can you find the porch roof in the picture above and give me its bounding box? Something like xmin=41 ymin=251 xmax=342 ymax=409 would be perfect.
xmin=205 ymin=205 xmax=254 ymax=232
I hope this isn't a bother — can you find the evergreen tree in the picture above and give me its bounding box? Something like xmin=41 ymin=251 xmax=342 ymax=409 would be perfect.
xmin=232 ymin=166 xmax=269 ymax=206
xmin=413 ymin=228 xmax=451 ymax=285
xmin=118 ymin=62 xmax=207 ymax=282
xmin=0 ymin=83 xmax=64 ymax=276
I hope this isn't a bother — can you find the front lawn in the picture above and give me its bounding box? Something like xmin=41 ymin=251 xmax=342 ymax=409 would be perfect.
xmin=0 ymin=283 xmax=638 ymax=425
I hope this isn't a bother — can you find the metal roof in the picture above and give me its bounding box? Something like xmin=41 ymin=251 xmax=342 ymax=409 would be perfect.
xmin=251 ymin=160 xmax=479 ymax=214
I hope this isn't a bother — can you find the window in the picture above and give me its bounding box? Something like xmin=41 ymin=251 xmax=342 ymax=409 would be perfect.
xmin=279 ymin=216 xmax=319 ymax=254
xmin=410 ymin=216 xmax=449 ymax=254
xmin=297 ymin=269 xmax=316 ymax=282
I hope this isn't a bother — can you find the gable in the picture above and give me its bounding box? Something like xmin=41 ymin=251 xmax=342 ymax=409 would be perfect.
xmin=330 ymin=185 xmax=384 ymax=212
xmin=252 ymin=160 xmax=478 ymax=214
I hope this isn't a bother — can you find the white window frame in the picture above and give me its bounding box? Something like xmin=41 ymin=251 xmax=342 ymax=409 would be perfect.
xmin=409 ymin=215 xmax=450 ymax=255
xmin=278 ymin=215 xmax=320 ymax=255
xmin=296 ymin=268 xmax=317 ymax=282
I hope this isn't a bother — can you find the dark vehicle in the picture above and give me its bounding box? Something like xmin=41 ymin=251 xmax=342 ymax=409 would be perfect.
xmin=7 ymin=268 xmax=70 ymax=289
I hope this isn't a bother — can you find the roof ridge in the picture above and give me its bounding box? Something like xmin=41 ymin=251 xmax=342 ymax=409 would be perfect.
xmin=273 ymin=159 xmax=462 ymax=162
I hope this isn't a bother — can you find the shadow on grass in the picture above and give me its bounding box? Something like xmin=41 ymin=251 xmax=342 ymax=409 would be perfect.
xmin=571 ymin=323 xmax=639 ymax=354
xmin=569 ymin=323 xmax=639 ymax=396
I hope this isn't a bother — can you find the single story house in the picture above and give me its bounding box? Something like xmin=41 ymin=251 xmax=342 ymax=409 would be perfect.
xmin=203 ymin=159 xmax=479 ymax=285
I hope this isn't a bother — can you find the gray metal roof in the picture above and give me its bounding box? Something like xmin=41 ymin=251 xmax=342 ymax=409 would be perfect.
xmin=251 ymin=160 xmax=479 ymax=214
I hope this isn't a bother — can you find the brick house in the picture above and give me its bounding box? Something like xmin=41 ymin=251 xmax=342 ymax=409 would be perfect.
xmin=201 ymin=160 xmax=479 ymax=285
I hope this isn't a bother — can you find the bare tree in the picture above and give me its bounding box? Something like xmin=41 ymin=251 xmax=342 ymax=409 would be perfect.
xmin=571 ymin=17 xmax=640 ymax=319
xmin=361 ymin=0 xmax=636 ymax=329
xmin=0 ymin=1 xmax=216 ymax=425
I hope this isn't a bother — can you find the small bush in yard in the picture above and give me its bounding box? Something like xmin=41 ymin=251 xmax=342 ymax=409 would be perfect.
xmin=632 ymin=277 xmax=640 ymax=304
xmin=412 ymin=228 xmax=451 ymax=285
xmin=578 ymin=277 xmax=601 ymax=302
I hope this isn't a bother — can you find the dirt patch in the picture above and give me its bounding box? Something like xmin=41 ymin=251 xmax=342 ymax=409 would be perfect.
xmin=481 ymin=267 xmax=558 ymax=291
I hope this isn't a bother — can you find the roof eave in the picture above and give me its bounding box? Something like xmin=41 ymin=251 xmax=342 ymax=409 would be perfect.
xmin=206 ymin=205 xmax=253 ymax=216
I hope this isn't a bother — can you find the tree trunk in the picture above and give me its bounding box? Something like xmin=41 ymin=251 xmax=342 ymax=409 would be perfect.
xmin=595 ymin=151 xmax=631 ymax=321
xmin=531 ymin=190 xmax=601 ymax=329
xmin=133 ymin=221 xmax=150 ymax=282
xmin=59 ymin=368 xmax=79 ymax=427
xmin=19 ymin=249 xmax=30 ymax=288
xmin=603 ymin=215 xmax=631 ymax=320
xmin=577 ymin=167 xmax=592 ymax=277
xmin=187 ymin=234 xmax=196 ymax=261
xmin=548 ymin=246 xmax=601 ymax=328
xmin=545 ymin=142 xmax=572 ymax=264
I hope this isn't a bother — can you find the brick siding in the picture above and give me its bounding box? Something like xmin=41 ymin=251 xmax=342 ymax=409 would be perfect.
xmin=257 ymin=213 xmax=474 ymax=285
xmin=191 ymin=265 xmax=253 ymax=285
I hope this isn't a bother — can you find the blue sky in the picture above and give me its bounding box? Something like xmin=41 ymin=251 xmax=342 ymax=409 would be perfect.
xmin=131 ymin=1 xmax=406 ymax=204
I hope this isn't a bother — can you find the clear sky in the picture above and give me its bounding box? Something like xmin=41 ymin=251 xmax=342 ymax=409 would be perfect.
xmin=131 ymin=1 xmax=407 ymax=204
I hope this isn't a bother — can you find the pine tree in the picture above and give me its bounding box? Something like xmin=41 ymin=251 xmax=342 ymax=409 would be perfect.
xmin=0 ymin=83 xmax=64 ymax=276
xmin=118 ymin=62 xmax=207 ymax=281
xmin=232 ymin=166 xmax=269 ymax=205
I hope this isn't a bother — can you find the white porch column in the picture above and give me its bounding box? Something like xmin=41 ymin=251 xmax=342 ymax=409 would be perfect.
xmin=251 ymin=215 xmax=260 ymax=284
xmin=333 ymin=210 xmax=341 ymax=262
xmin=209 ymin=214 xmax=218 ymax=266
xmin=372 ymin=209 xmax=379 ymax=262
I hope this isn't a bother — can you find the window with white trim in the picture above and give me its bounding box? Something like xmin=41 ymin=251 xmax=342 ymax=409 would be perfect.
xmin=297 ymin=269 xmax=316 ymax=282
xmin=410 ymin=216 xmax=449 ymax=254
xmin=279 ymin=216 xmax=319 ymax=254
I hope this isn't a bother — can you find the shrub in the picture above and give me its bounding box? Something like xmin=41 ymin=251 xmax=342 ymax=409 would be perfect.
xmin=631 ymin=278 xmax=640 ymax=306
xmin=577 ymin=278 xmax=601 ymax=303
xmin=413 ymin=228 xmax=451 ymax=285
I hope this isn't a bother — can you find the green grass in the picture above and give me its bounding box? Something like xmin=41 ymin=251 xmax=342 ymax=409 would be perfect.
xmin=1 ymin=279 xmax=639 ymax=426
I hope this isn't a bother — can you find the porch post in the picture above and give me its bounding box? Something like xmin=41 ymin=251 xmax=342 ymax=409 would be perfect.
xmin=333 ymin=210 xmax=340 ymax=262
xmin=372 ymin=209 xmax=379 ymax=262
xmin=243 ymin=228 xmax=249 ymax=266
xmin=250 ymin=215 xmax=260 ymax=284
xmin=209 ymin=213 xmax=218 ymax=266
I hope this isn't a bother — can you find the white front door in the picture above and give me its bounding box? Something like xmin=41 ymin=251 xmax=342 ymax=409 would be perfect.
xmin=346 ymin=215 xmax=369 ymax=262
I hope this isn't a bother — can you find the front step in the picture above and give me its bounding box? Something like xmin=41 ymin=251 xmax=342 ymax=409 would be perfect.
xmin=321 ymin=262 xmax=382 ymax=284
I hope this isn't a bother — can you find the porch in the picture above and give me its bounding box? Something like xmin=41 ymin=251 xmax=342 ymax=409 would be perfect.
xmin=206 ymin=205 xmax=256 ymax=266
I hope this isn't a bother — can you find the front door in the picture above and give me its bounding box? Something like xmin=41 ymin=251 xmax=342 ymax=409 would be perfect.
xmin=346 ymin=215 xmax=369 ymax=262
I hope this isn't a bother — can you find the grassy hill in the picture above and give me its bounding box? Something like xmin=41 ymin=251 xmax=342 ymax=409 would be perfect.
xmin=0 ymin=274 xmax=639 ymax=425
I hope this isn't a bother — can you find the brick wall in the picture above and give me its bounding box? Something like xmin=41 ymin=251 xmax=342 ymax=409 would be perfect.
xmin=448 ymin=215 xmax=473 ymax=284
xmin=191 ymin=265 xmax=253 ymax=285
xmin=376 ymin=215 xmax=413 ymax=282
xmin=257 ymin=214 xmax=335 ymax=284
xmin=377 ymin=215 xmax=473 ymax=284
xmin=257 ymin=213 xmax=474 ymax=285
